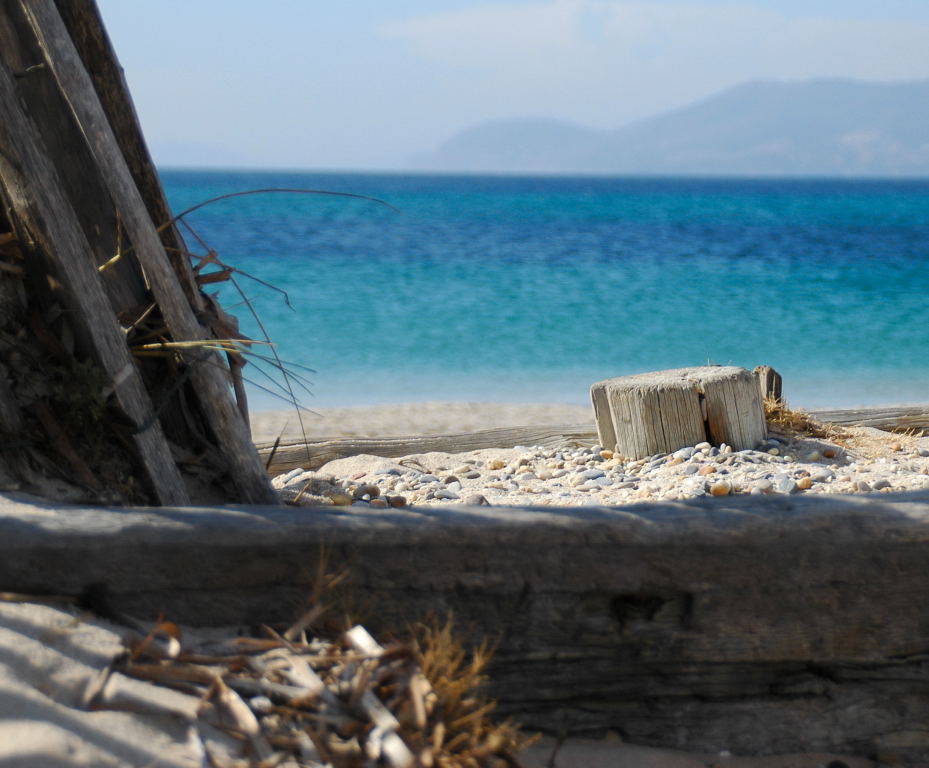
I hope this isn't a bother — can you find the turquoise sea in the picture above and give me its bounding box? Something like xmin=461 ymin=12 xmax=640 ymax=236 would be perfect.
xmin=160 ymin=171 xmax=929 ymax=411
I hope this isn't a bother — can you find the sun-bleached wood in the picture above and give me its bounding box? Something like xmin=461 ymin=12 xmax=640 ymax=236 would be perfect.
xmin=591 ymin=366 xmax=767 ymax=459
xmin=258 ymin=424 xmax=599 ymax=475
xmin=753 ymin=364 xmax=783 ymax=402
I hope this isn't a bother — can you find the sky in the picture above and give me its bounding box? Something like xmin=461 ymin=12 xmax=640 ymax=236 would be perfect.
xmin=95 ymin=0 xmax=929 ymax=171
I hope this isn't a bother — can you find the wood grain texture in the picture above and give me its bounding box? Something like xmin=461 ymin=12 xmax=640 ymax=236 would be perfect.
xmin=591 ymin=366 xmax=766 ymax=459
xmin=258 ymin=424 xmax=599 ymax=475
xmin=52 ymin=0 xmax=201 ymax=310
xmin=3 ymin=490 xmax=929 ymax=763
xmin=21 ymin=0 xmax=274 ymax=504
xmin=0 ymin=46 xmax=189 ymax=504
xmin=257 ymin=402 xmax=929 ymax=476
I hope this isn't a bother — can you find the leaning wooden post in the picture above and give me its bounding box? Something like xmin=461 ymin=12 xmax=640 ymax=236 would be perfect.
xmin=0 ymin=50 xmax=190 ymax=505
xmin=591 ymin=366 xmax=767 ymax=459
xmin=22 ymin=0 xmax=275 ymax=504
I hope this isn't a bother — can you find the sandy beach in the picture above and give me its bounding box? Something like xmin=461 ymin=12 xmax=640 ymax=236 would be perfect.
xmin=250 ymin=401 xmax=594 ymax=443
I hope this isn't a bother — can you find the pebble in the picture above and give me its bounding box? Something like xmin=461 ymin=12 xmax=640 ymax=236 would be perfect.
xmin=773 ymin=474 xmax=798 ymax=494
xmin=752 ymin=478 xmax=772 ymax=494
xmin=710 ymin=480 xmax=731 ymax=496
xmin=272 ymin=431 xmax=929 ymax=509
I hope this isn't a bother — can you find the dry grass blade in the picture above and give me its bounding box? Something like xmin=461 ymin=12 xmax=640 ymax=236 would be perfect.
xmin=107 ymin=584 xmax=531 ymax=767
xmin=763 ymin=395 xmax=840 ymax=440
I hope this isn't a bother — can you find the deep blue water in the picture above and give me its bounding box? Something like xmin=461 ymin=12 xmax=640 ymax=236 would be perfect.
xmin=160 ymin=170 xmax=929 ymax=410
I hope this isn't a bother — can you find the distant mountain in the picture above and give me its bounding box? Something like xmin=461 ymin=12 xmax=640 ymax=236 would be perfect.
xmin=411 ymin=79 xmax=929 ymax=176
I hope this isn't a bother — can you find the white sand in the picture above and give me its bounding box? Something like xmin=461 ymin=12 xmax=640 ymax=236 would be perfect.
xmin=250 ymin=401 xmax=593 ymax=443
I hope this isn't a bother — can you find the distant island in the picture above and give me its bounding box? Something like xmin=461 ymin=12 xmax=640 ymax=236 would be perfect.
xmin=410 ymin=79 xmax=929 ymax=177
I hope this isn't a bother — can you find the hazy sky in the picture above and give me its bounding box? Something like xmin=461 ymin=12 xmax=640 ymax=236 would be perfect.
xmin=96 ymin=0 xmax=929 ymax=170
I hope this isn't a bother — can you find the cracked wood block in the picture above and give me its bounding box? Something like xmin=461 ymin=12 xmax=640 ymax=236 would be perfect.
xmin=591 ymin=366 xmax=767 ymax=459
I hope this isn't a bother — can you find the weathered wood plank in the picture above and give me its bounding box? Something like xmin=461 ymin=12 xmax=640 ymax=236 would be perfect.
xmin=257 ymin=402 xmax=929 ymax=476
xmin=3 ymin=491 xmax=929 ymax=763
xmin=0 ymin=48 xmax=189 ymax=505
xmin=811 ymin=404 xmax=929 ymax=432
xmin=0 ymin=1 xmax=147 ymax=316
xmin=257 ymin=424 xmax=600 ymax=474
xmin=53 ymin=0 xmax=201 ymax=310
xmin=22 ymin=0 xmax=274 ymax=504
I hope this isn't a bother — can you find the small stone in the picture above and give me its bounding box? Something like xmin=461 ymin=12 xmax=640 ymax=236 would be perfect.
xmin=752 ymin=478 xmax=772 ymax=494
xmin=463 ymin=494 xmax=489 ymax=506
xmin=872 ymin=479 xmax=891 ymax=490
xmin=443 ymin=475 xmax=459 ymax=484
xmin=919 ymin=448 xmax=929 ymax=458
xmin=695 ymin=442 xmax=711 ymax=451
xmin=447 ymin=481 xmax=462 ymax=492
xmin=327 ymin=491 xmax=353 ymax=506
xmin=487 ymin=459 xmax=506 ymax=470
xmin=433 ymin=488 xmax=460 ymax=500
xmin=600 ymin=450 xmax=614 ymax=459
xmin=855 ymin=480 xmax=872 ymax=493
xmin=667 ymin=456 xmax=684 ymax=466
xmin=374 ymin=467 xmax=401 ymax=476
xmin=462 ymin=470 xmax=482 ymax=479
xmin=388 ymin=495 xmax=407 ymax=508
xmin=673 ymin=447 xmax=695 ymax=460
xmin=773 ymin=474 xmax=798 ymax=494
xmin=710 ymin=480 xmax=731 ymax=496
xmin=811 ymin=469 xmax=834 ymax=483
xmin=352 ymin=483 xmax=380 ymax=500
xmin=273 ymin=468 xmax=305 ymax=488
xmin=891 ymin=442 xmax=903 ymax=452
xmin=682 ymin=464 xmax=700 ymax=476
xmin=580 ymin=469 xmax=606 ymax=480
xmin=368 ymin=498 xmax=389 ymax=508
xmin=805 ymin=451 xmax=821 ymax=462
xmin=796 ymin=476 xmax=813 ymax=490
xmin=452 ymin=465 xmax=473 ymax=474
xmin=698 ymin=465 xmax=717 ymax=476
xmin=823 ymin=448 xmax=837 ymax=459
xmin=767 ymin=447 xmax=780 ymax=456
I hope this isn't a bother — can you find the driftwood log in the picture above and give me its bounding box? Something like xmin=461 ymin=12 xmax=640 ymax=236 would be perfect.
xmin=590 ymin=366 xmax=767 ymax=459
xmin=3 ymin=490 xmax=929 ymax=765
xmin=260 ymin=424 xmax=599 ymax=474
xmin=258 ymin=403 xmax=929 ymax=476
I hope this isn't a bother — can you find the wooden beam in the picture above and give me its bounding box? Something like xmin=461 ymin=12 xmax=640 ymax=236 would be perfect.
xmin=257 ymin=424 xmax=600 ymax=475
xmin=21 ymin=0 xmax=274 ymax=504
xmin=0 ymin=50 xmax=189 ymax=504
xmin=810 ymin=404 xmax=929 ymax=432
xmin=257 ymin=402 xmax=929 ymax=476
